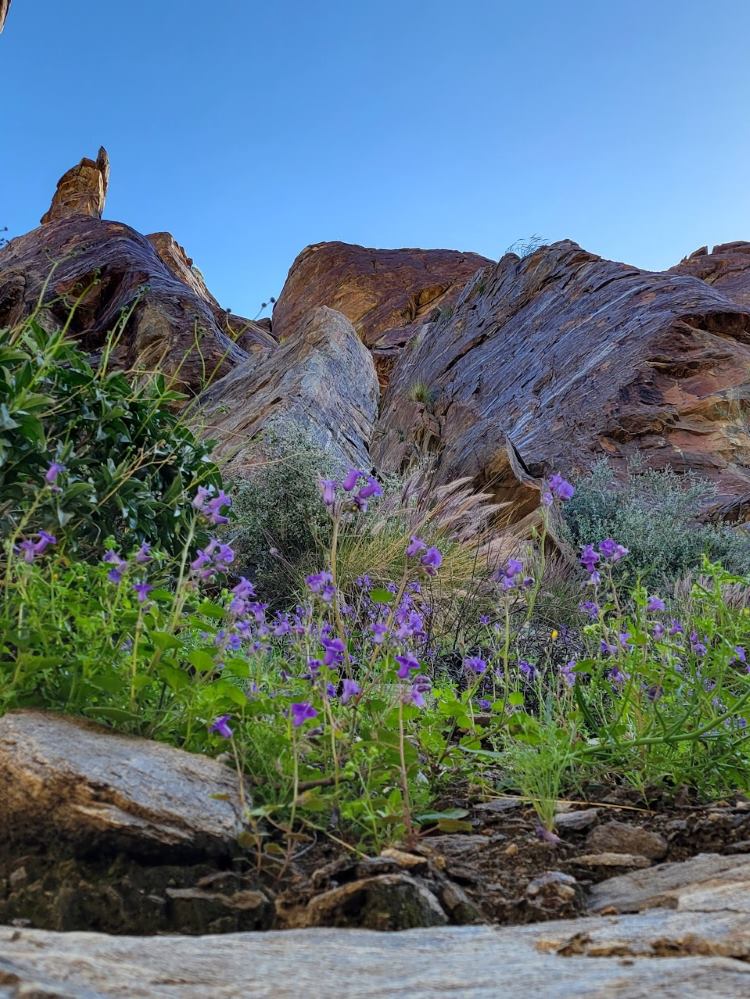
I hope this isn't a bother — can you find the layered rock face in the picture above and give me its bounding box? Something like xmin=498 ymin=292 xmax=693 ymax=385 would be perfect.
xmin=374 ymin=241 xmax=750 ymax=520
xmin=196 ymin=306 xmax=379 ymax=474
xmin=272 ymin=241 xmax=491 ymax=385
xmin=671 ymin=241 xmax=750 ymax=308
xmin=40 ymin=147 xmax=110 ymax=225
xmin=0 ymin=215 xmax=253 ymax=393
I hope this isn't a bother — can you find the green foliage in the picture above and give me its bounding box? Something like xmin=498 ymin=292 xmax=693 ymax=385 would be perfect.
xmin=227 ymin=429 xmax=335 ymax=601
xmin=0 ymin=316 xmax=220 ymax=556
xmin=562 ymin=460 xmax=750 ymax=586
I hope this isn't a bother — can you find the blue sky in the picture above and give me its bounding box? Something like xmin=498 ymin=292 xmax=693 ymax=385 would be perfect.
xmin=2 ymin=1 xmax=749 ymax=317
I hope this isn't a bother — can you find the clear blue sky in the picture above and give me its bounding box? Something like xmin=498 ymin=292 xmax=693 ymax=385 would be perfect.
xmin=2 ymin=1 xmax=749 ymax=317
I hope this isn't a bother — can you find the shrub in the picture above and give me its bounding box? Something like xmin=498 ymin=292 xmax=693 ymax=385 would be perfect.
xmin=227 ymin=428 xmax=336 ymax=602
xmin=561 ymin=460 xmax=750 ymax=587
xmin=0 ymin=315 xmax=220 ymax=557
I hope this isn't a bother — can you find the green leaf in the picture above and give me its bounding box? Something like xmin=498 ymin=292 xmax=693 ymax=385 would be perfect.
xmin=150 ymin=631 xmax=182 ymax=651
xmin=369 ymin=587 xmax=396 ymax=604
xmin=416 ymin=808 xmax=470 ymax=822
xmin=187 ymin=648 xmax=217 ymax=672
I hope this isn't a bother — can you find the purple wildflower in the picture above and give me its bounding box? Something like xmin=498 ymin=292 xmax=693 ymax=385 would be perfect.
xmin=291 ymin=702 xmax=318 ymax=727
xmin=320 ymin=479 xmax=337 ymax=507
xmin=669 ymin=620 xmax=684 ymax=636
xmin=210 ymin=715 xmax=233 ymax=739
xmin=134 ymin=541 xmax=152 ymax=565
xmin=133 ymin=582 xmax=153 ymax=604
xmin=409 ymin=675 xmax=432 ymax=708
xmin=103 ymin=549 xmax=127 ymax=582
xmin=653 ymin=622 xmax=665 ymax=640
xmin=406 ymin=536 xmax=427 ymax=557
xmin=371 ymin=621 xmax=388 ymax=644
xmin=579 ymin=600 xmax=599 ymax=619
xmin=518 ymin=660 xmax=536 ymax=681
xmin=322 ymin=636 xmax=345 ymax=666
xmin=560 ymin=660 xmax=577 ymax=687
xmin=395 ymin=653 xmax=421 ymax=679
xmin=17 ymin=530 xmax=57 ymax=564
xmin=420 ymin=546 xmax=442 ymax=576
xmin=735 ymin=646 xmax=747 ymax=664
xmin=464 ymin=655 xmax=488 ymax=675
xmin=342 ymin=468 xmax=363 ymax=492
xmin=477 ymin=697 xmax=492 ymax=711
xmin=690 ymin=631 xmax=707 ymax=657
xmin=306 ymin=570 xmax=334 ymax=595
xmin=548 ymin=473 xmax=575 ymax=501
xmin=647 ymin=596 xmax=666 ymax=613
xmin=341 ymin=678 xmax=361 ymax=704
xmin=608 ymin=666 xmax=628 ymax=687
xmin=44 ymin=461 xmax=64 ymax=492
xmin=580 ymin=544 xmax=600 ymax=574
xmin=598 ymin=538 xmax=629 ymax=562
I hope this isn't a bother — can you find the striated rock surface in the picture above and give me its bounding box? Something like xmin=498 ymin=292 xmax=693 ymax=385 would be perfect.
xmin=0 ymin=216 xmax=250 ymax=393
xmin=0 ymin=711 xmax=247 ymax=860
xmin=196 ymin=306 xmax=379 ymax=474
xmin=3 ymin=901 xmax=750 ymax=997
xmin=671 ymin=242 xmax=750 ymax=308
xmin=146 ymin=232 xmax=275 ymax=358
xmin=374 ymin=240 xmax=750 ymax=521
xmin=272 ymin=241 xmax=491 ymax=385
xmin=40 ymin=148 xmax=110 ymax=225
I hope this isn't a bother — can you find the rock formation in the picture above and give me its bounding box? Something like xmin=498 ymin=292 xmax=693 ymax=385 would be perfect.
xmin=196 ymin=306 xmax=379 ymax=474
xmin=671 ymin=241 xmax=750 ymax=308
xmin=0 ymin=216 xmax=255 ymax=393
xmin=0 ymin=711 xmax=247 ymax=859
xmin=272 ymin=241 xmax=491 ymax=386
xmin=40 ymin=148 xmax=110 ymax=225
xmin=374 ymin=240 xmax=750 ymax=521
xmin=0 ymin=0 xmax=11 ymax=33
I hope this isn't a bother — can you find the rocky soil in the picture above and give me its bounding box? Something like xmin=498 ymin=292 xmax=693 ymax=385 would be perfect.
xmin=3 ymin=710 xmax=750 ymax=946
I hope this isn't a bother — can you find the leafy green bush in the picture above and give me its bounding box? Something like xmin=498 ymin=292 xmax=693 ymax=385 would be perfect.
xmin=0 ymin=316 xmax=220 ymax=556
xmin=561 ymin=460 xmax=750 ymax=587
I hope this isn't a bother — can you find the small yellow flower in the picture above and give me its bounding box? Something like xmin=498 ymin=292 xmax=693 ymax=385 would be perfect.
xmin=551 ymin=629 xmax=559 ymax=640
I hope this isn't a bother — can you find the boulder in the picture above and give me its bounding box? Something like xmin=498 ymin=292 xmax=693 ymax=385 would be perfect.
xmin=0 ymin=215 xmax=250 ymax=393
xmin=588 ymin=852 xmax=750 ymax=914
xmin=671 ymin=241 xmax=750 ymax=308
xmin=272 ymin=241 xmax=491 ymax=386
xmin=374 ymin=240 xmax=750 ymax=521
xmin=40 ymin=148 xmax=110 ymax=225
xmin=0 ymin=711 xmax=247 ymax=860
xmin=195 ymin=306 xmax=379 ymax=474
xmin=3 ymin=903 xmax=750 ymax=997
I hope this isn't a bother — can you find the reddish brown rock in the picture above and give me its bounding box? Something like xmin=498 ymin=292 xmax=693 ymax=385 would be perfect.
xmin=147 ymin=231 xmax=276 ymax=358
xmin=0 ymin=215 xmax=253 ymax=393
xmin=195 ymin=306 xmax=379 ymax=474
xmin=374 ymin=240 xmax=750 ymax=521
xmin=272 ymin=241 xmax=491 ymax=385
xmin=671 ymin=241 xmax=750 ymax=308
xmin=40 ymin=147 xmax=110 ymax=224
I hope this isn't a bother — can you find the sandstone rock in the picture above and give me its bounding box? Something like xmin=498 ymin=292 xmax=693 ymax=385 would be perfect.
xmin=146 ymin=232 xmax=275 ymax=358
xmin=0 ymin=711 xmax=247 ymax=859
xmin=374 ymin=240 xmax=750 ymax=522
xmin=671 ymin=241 xmax=750 ymax=308
xmin=3 ymin=908 xmax=750 ymax=997
xmin=588 ymin=852 xmax=750 ymax=914
xmin=164 ymin=886 xmax=273 ymax=933
xmin=195 ymin=306 xmax=379 ymax=474
xmin=272 ymin=241 xmax=491 ymax=386
xmin=525 ymin=871 xmax=581 ymax=918
xmin=304 ymin=873 xmax=448 ymax=930
xmin=40 ymin=148 xmax=110 ymax=225
xmin=585 ymin=821 xmax=667 ymax=860
xmin=0 ymin=216 xmax=249 ymax=393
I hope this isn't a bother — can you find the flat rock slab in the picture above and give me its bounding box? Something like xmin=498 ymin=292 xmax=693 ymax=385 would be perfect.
xmin=2 ymin=904 xmax=750 ymax=998
xmin=0 ymin=711 xmax=246 ymax=859
xmin=589 ymin=851 xmax=750 ymax=914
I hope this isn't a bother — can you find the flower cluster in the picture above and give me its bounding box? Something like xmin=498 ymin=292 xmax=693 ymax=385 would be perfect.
xmin=320 ymin=468 xmax=383 ymax=513
xmin=580 ymin=538 xmax=629 ymax=583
